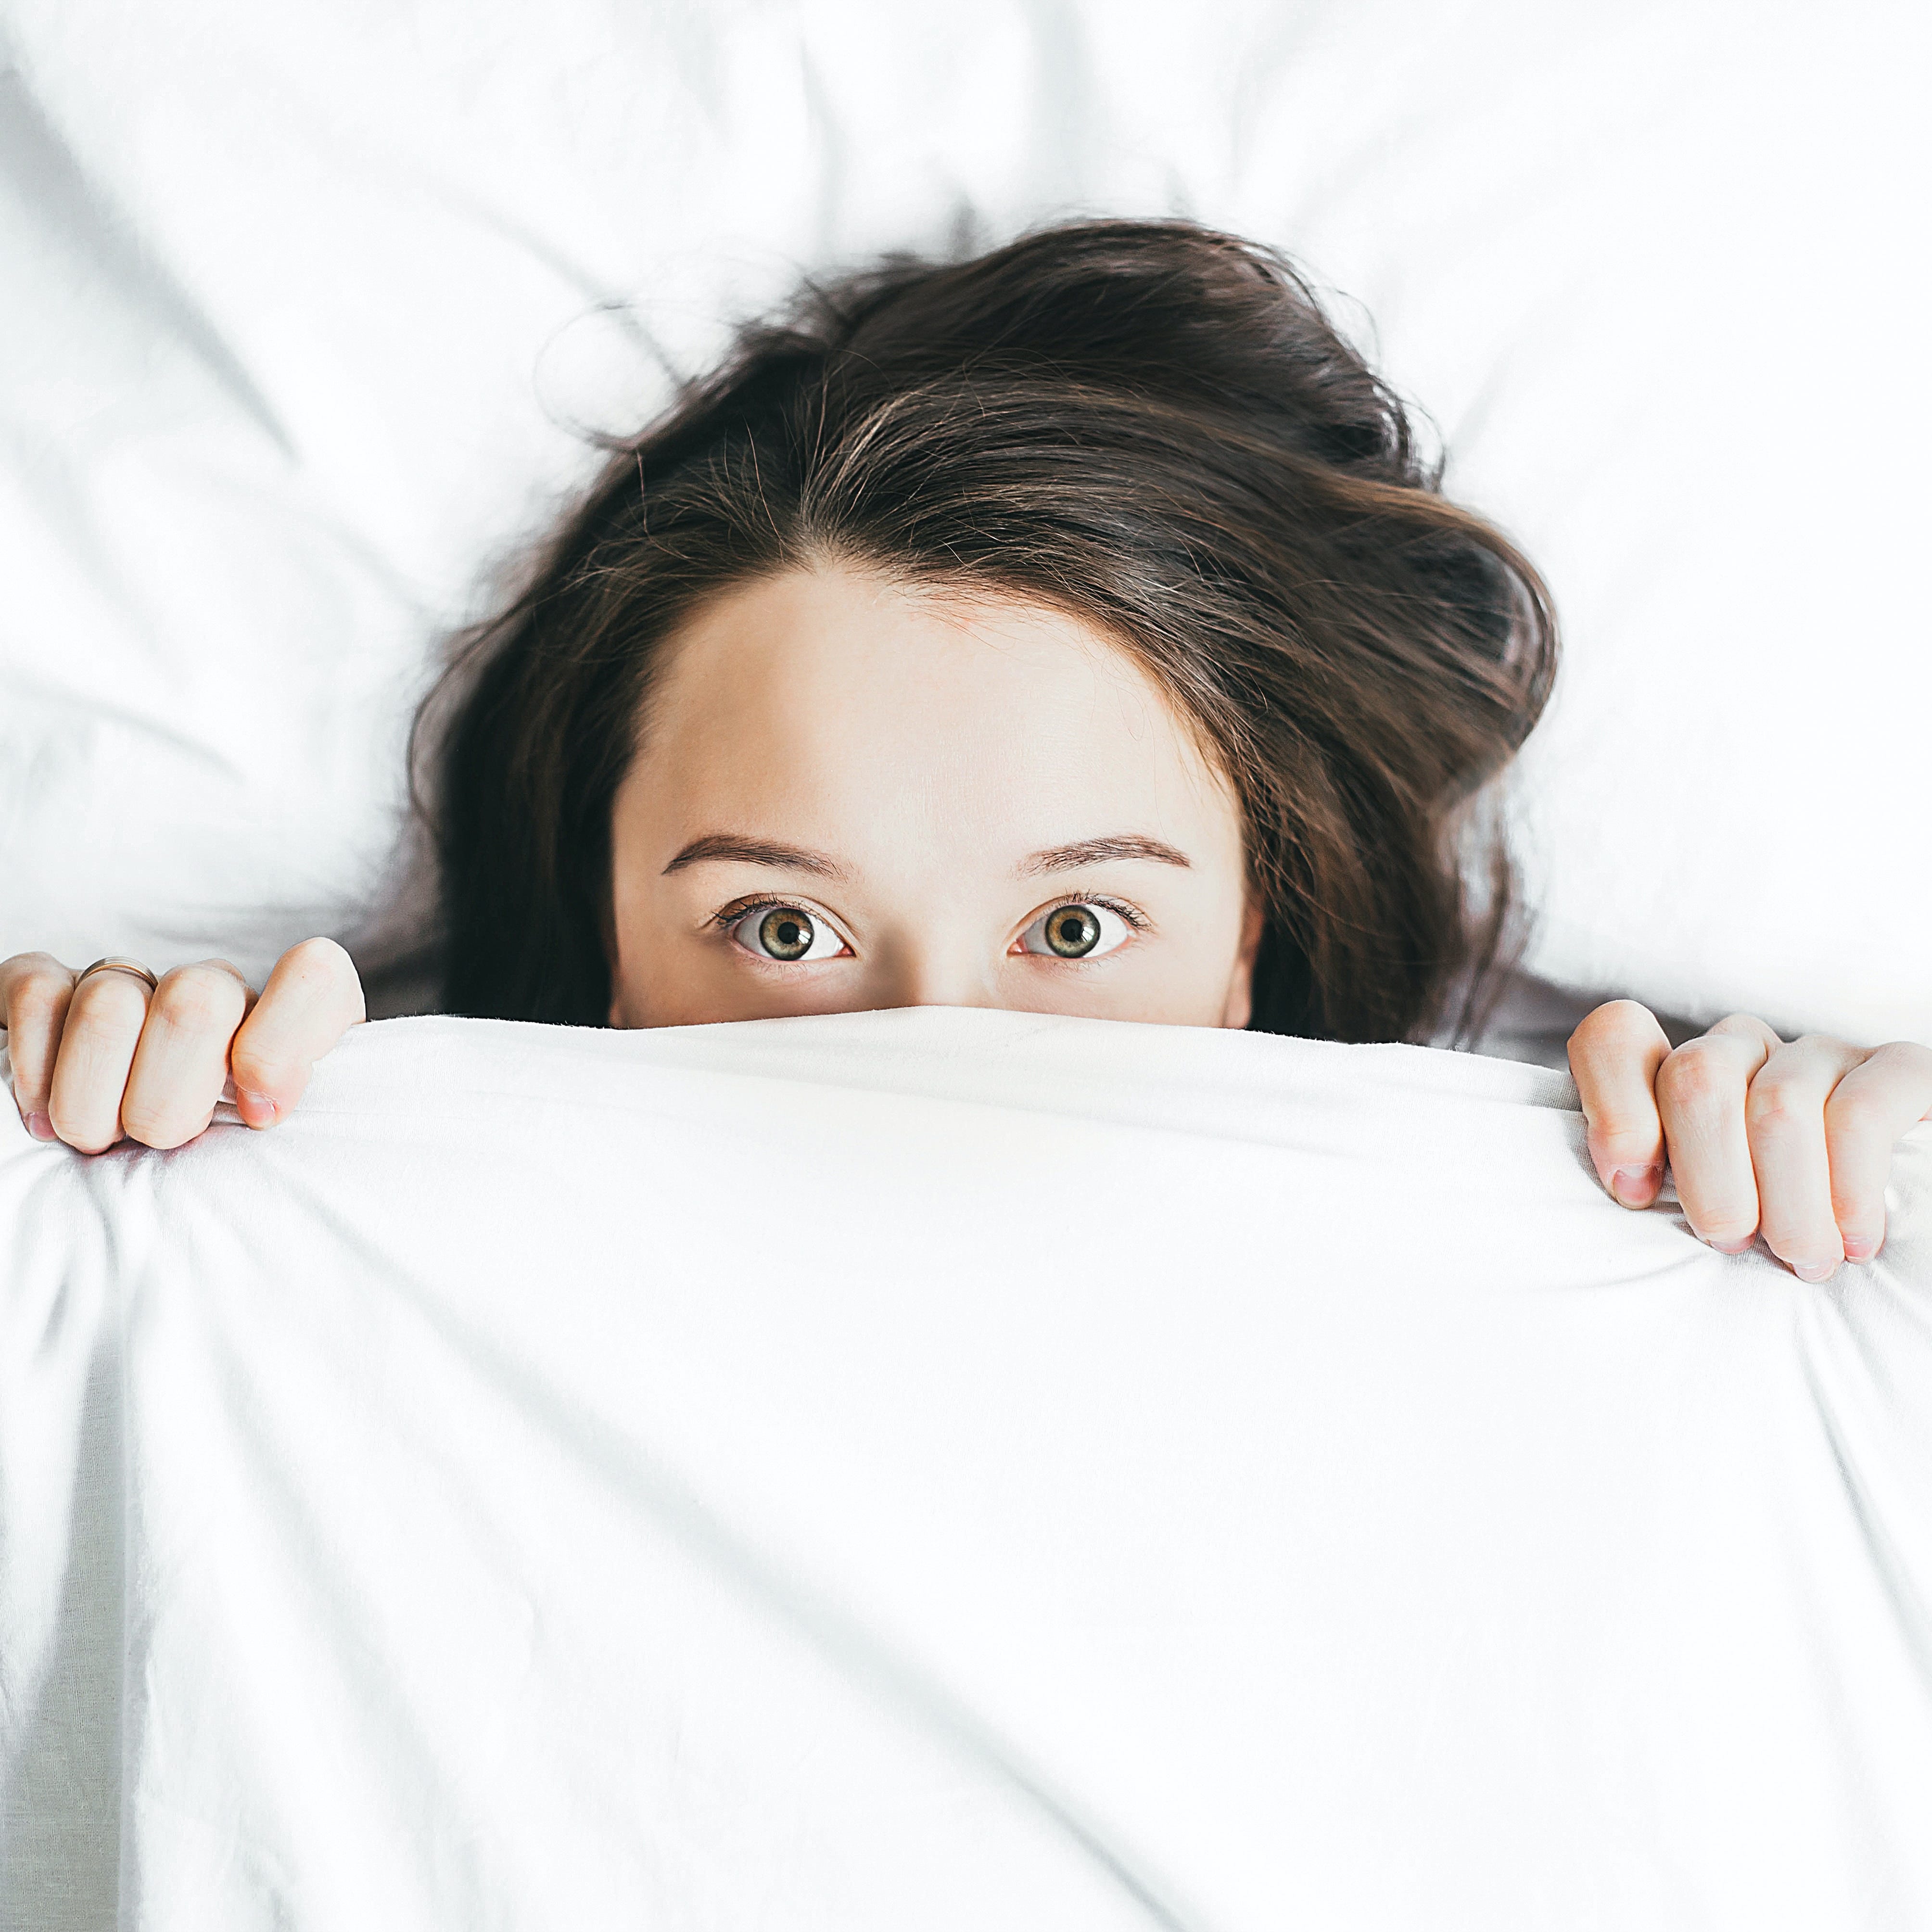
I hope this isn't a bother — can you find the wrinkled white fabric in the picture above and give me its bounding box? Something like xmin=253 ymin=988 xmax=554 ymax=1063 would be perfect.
xmin=5 ymin=1006 xmax=1932 ymax=1929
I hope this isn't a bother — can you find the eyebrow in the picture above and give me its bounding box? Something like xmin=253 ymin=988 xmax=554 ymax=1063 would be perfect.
xmin=663 ymin=831 xmax=1192 ymax=880
xmin=662 ymin=834 xmax=851 ymax=880
xmin=1015 ymin=835 xmax=1193 ymax=877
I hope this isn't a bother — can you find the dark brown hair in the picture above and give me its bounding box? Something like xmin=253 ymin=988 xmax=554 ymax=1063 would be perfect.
xmin=420 ymin=217 xmax=1557 ymax=1045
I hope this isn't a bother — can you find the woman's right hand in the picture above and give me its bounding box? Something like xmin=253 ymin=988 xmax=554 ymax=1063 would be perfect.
xmin=0 ymin=938 xmax=365 ymax=1153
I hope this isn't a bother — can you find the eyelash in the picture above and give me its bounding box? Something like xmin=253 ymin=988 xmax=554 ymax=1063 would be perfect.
xmin=1050 ymin=894 xmax=1149 ymax=933
xmin=702 ymin=893 xmax=1152 ymax=950
xmin=703 ymin=893 xmax=838 ymax=937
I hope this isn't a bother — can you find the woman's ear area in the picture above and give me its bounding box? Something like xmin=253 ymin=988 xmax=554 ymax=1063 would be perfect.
xmin=1220 ymin=896 xmax=1267 ymax=1030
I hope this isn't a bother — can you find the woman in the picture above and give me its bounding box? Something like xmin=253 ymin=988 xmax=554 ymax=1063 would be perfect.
xmin=4 ymin=218 xmax=1926 ymax=1279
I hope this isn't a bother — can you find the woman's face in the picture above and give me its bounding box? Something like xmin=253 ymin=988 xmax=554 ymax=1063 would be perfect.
xmin=607 ymin=560 xmax=1263 ymax=1030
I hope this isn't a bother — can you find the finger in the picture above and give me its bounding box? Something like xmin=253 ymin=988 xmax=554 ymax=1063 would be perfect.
xmin=120 ymin=961 xmax=254 ymax=1150
xmin=1653 ymin=1016 xmax=1782 ymax=1252
xmin=1741 ymin=1034 xmax=1868 ymax=1280
xmin=228 ymin=937 xmax=366 ymax=1129
xmin=1820 ymin=1041 xmax=1932 ymax=1266
xmin=0 ymin=953 xmax=77 ymax=1140
xmin=47 ymin=968 xmax=154 ymax=1154
xmin=1566 ymin=1000 xmax=1672 ymax=1207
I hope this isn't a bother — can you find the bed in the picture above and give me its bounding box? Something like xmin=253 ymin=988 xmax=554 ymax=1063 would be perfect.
xmin=3 ymin=2 xmax=1929 ymax=1925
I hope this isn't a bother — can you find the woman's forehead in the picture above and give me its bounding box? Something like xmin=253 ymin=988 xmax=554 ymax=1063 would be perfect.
xmin=626 ymin=562 xmax=1245 ymax=880
xmin=649 ymin=564 xmax=1221 ymax=783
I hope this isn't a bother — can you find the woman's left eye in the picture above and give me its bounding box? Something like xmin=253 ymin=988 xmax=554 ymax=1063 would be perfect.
xmin=726 ymin=902 xmax=848 ymax=963
xmin=1017 ymin=901 xmax=1135 ymax=960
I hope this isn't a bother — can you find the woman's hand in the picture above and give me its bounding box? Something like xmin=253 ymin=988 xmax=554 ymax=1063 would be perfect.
xmin=1 ymin=939 xmax=365 ymax=1153
xmin=1568 ymin=1000 xmax=1932 ymax=1282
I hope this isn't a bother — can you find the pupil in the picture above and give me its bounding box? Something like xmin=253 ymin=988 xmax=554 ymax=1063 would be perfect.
xmin=776 ymin=921 xmax=800 ymax=945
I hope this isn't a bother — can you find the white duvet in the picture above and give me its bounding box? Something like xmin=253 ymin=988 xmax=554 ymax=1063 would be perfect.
xmin=5 ymin=1008 xmax=1932 ymax=1929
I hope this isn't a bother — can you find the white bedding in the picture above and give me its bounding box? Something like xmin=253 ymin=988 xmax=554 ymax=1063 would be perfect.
xmin=6 ymin=3 xmax=1932 ymax=1923
xmin=6 ymin=1008 xmax=1932 ymax=1928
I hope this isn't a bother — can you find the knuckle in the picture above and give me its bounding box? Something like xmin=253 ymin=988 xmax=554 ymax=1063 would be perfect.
xmin=1822 ymin=1088 xmax=1887 ymax=1139
xmin=1743 ymin=1080 xmax=1812 ymax=1134
xmin=69 ymin=972 xmax=150 ymax=1032
xmin=7 ymin=973 xmax=69 ymax=1032
xmin=282 ymin=936 xmax=351 ymax=985
xmin=1569 ymin=999 xmax=1654 ymax=1049
xmin=2 ymin=950 xmax=69 ymax=988
xmin=152 ymin=966 xmax=245 ymax=1034
xmin=16 ymin=959 xmax=72 ymax=993
xmin=1655 ymin=1044 xmax=1729 ymax=1110
xmin=1868 ymin=1040 xmax=1932 ymax=1080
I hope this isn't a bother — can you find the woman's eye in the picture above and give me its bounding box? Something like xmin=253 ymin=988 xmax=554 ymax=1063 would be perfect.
xmin=727 ymin=902 xmax=847 ymax=963
xmin=1018 ymin=901 xmax=1133 ymax=960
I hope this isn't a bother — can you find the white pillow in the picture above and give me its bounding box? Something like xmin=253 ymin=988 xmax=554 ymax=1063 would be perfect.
xmin=1 ymin=0 xmax=1925 ymax=1042
xmin=6 ymin=1006 xmax=1932 ymax=1925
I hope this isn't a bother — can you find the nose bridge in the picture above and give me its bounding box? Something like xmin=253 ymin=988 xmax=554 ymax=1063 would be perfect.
xmin=868 ymin=917 xmax=1001 ymax=1011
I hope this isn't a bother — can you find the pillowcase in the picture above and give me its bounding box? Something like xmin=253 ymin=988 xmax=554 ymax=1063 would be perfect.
xmin=1 ymin=0 xmax=1924 ymax=1042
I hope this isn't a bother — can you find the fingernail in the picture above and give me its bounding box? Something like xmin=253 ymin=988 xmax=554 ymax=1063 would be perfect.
xmin=237 ymin=1089 xmax=279 ymax=1124
xmin=25 ymin=1111 xmax=56 ymax=1142
xmin=1610 ymin=1165 xmax=1661 ymax=1207
xmin=1842 ymin=1235 xmax=1878 ymax=1261
xmin=1792 ymin=1259 xmax=1838 ymax=1284
xmin=1704 ymin=1234 xmax=1755 ymax=1255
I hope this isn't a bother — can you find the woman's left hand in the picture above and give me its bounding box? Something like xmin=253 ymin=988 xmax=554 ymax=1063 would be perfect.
xmin=1567 ymin=1001 xmax=1932 ymax=1282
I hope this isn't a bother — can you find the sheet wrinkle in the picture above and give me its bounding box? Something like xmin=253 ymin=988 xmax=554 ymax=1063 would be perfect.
xmin=415 ymin=176 xmax=641 ymax=330
xmin=185 ymin=1159 xmax=564 ymax=1678
xmin=796 ymin=45 xmax=850 ymax=264
xmin=274 ymin=1013 xmax=1582 ymax=1153
xmin=0 ymin=1092 xmax=128 ymax=1928
xmin=0 ymin=71 xmax=296 ymax=466
xmin=0 ymin=436 xmax=169 ymax=668
xmin=282 ymin=1067 xmax=1411 ymax=1171
xmin=177 ymin=1322 xmax=509 ymax=1921
xmin=1792 ymin=1300 xmax=1932 ymax=1697
xmin=140 ymin=1132 xmax=1203 ymax=1926
xmin=0 ymin=680 xmax=248 ymax=787
xmin=1020 ymin=0 xmax=1105 ymax=206
xmin=0 ymin=1337 xmax=124 ymax=1932
xmin=361 ymin=1222 xmax=1215 ymax=1932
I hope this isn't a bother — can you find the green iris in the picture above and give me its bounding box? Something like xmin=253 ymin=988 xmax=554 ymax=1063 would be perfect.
xmin=758 ymin=907 xmax=813 ymax=960
xmin=1045 ymin=906 xmax=1099 ymax=957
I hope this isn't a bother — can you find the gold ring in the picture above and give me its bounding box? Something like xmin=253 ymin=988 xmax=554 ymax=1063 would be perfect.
xmin=75 ymin=956 xmax=160 ymax=994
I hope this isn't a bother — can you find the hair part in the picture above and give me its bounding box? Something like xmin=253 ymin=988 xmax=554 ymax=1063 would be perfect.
xmin=417 ymin=216 xmax=1558 ymax=1045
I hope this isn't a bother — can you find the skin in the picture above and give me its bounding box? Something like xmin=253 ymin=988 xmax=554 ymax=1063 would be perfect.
xmin=603 ymin=564 xmax=1261 ymax=1030
xmin=3 ymin=559 xmax=1928 ymax=1284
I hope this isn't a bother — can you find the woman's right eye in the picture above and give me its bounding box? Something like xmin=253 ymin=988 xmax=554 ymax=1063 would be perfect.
xmin=725 ymin=903 xmax=849 ymax=964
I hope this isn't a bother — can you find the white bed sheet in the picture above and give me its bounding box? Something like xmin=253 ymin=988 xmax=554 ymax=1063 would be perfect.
xmin=5 ymin=1007 xmax=1932 ymax=1929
